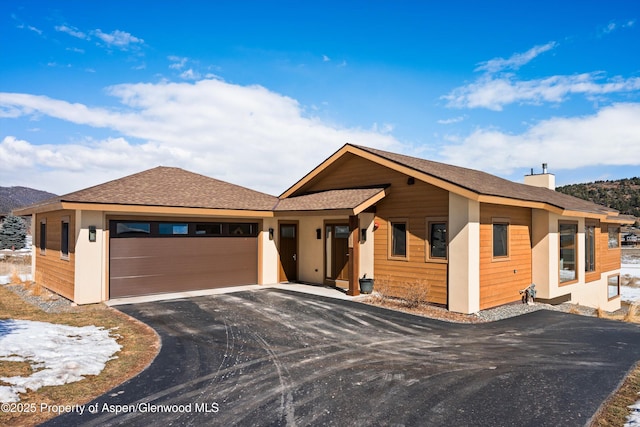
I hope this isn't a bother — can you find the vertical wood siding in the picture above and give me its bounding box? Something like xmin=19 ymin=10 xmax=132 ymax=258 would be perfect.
xmin=304 ymin=154 xmax=449 ymax=305
xmin=479 ymin=204 xmax=532 ymax=310
xmin=35 ymin=210 xmax=76 ymax=300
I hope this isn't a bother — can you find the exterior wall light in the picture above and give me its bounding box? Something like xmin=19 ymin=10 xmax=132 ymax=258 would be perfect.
xmin=268 ymin=227 xmax=274 ymax=240
xmin=88 ymin=226 xmax=97 ymax=242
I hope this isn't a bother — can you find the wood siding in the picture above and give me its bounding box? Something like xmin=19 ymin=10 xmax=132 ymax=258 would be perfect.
xmin=479 ymin=204 xmax=532 ymax=310
xmin=34 ymin=210 xmax=76 ymax=300
xmin=601 ymin=223 xmax=621 ymax=273
xmin=303 ymin=154 xmax=449 ymax=305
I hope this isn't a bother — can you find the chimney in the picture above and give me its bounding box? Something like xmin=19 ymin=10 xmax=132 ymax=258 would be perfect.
xmin=524 ymin=163 xmax=555 ymax=190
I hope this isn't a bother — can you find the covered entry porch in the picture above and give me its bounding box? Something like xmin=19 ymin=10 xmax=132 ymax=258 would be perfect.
xmin=272 ymin=187 xmax=387 ymax=295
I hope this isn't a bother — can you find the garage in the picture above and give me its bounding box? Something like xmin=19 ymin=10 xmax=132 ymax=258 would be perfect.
xmin=109 ymin=220 xmax=259 ymax=298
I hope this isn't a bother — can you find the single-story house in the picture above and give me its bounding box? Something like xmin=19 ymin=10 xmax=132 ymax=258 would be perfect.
xmin=15 ymin=144 xmax=634 ymax=314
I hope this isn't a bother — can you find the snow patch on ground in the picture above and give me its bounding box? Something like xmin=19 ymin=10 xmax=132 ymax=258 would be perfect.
xmin=0 ymin=319 xmax=121 ymax=403
xmin=622 ymin=264 xmax=640 ymax=303
xmin=0 ymin=274 xmax=32 ymax=285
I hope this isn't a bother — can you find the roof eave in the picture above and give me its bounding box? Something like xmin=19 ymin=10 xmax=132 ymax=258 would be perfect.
xmin=59 ymin=202 xmax=274 ymax=218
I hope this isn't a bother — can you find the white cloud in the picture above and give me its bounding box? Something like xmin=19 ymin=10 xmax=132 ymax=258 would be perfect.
xmin=322 ymin=55 xmax=331 ymax=62
xmin=92 ymin=29 xmax=144 ymax=48
xmin=55 ymin=24 xmax=88 ymax=40
xmin=180 ymin=68 xmax=201 ymax=80
xmin=599 ymin=19 xmax=636 ymax=36
xmin=0 ymin=79 xmax=402 ymax=194
xmin=475 ymin=42 xmax=557 ymax=73
xmin=168 ymin=56 xmax=188 ymax=70
xmin=445 ymin=39 xmax=640 ymax=110
xmin=437 ymin=116 xmax=465 ymax=125
xmin=440 ymin=103 xmax=640 ymax=174
xmin=443 ymin=72 xmax=640 ymax=111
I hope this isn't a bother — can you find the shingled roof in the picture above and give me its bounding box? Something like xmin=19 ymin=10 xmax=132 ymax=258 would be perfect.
xmin=19 ymin=167 xmax=278 ymax=212
xmin=274 ymin=187 xmax=387 ymax=212
xmin=351 ymin=145 xmax=620 ymax=216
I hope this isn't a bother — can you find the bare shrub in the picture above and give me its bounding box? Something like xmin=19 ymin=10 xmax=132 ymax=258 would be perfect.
xmin=30 ymin=281 xmax=43 ymax=297
xmin=10 ymin=268 xmax=23 ymax=284
xmin=625 ymin=302 xmax=640 ymax=323
xmin=596 ymin=307 xmax=608 ymax=319
xmin=568 ymin=306 xmax=581 ymax=315
xmin=403 ymin=279 xmax=430 ymax=309
xmin=368 ymin=275 xmax=392 ymax=303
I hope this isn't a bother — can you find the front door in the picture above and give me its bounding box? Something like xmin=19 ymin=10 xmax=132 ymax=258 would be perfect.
xmin=279 ymin=223 xmax=298 ymax=282
xmin=325 ymin=224 xmax=350 ymax=286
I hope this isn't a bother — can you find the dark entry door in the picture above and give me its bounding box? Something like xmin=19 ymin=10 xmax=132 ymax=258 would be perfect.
xmin=326 ymin=224 xmax=350 ymax=283
xmin=279 ymin=223 xmax=298 ymax=282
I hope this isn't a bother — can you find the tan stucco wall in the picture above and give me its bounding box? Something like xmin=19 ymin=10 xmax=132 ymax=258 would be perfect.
xmin=531 ymin=210 xmax=621 ymax=311
xmin=297 ymin=216 xmax=327 ymax=284
xmin=261 ymin=218 xmax=280 ymax=284
xmin=448 ymin=193 xmax=480 ymax=314
xmin=359 ymin=212 xmax=375 ymax=280
xmin=74 ymin=210 xmax=105 ymax=304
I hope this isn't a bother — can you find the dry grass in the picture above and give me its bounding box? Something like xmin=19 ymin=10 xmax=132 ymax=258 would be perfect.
xmin=624 ymin=303 xmax=640 ymax=323
xmin=0 ymin=253 xmax=31 ymax=277
xmin=0 ymin=281 xmax=159 ymax=426
xmin=569 ymin=306 xmax=582 ymax=315
xmin=591 ymin=363 xmax=640 ymax=426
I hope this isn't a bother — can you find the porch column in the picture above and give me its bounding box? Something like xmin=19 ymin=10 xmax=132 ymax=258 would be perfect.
xmin=347 ymin=215 xmax=360 ymax=296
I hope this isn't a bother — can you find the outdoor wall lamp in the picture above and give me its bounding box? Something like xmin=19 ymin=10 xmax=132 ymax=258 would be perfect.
xmin=88 ymin=226 xmax=97 ymax=242
xmin=316 ymin=228 xmax=322 ymax=240
xmin=268 ymin=227 xmax=274 ymax=240
xmin=361 ymin=229 xmax=367 ymax=242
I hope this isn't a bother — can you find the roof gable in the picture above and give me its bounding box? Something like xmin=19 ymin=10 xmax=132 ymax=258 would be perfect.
xmin=280 ymin=144 xmax=621 ymax=218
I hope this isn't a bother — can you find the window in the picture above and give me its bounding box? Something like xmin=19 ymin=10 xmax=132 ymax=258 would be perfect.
xmin=492 ymin=222 xmax=509 ymax=258
xmin=334 ymin=225 xmax=350 ymax=239
xmin=116 ymin=222 xmax=151 ymax=236
xmin=427 ymin=220 xmax=447 ymax=260
xmin=390 ymin=221 xmax=407 ymax=258
xmin=61 ymin=219 xmax=70 ymax=259
xmin=159 ymin=223 xmax=188 ymax=235
xmin=608 ymin=226 xmax=620 ymax=249
xmin=111 ymin=221 xmax=259 ymax=238
xmin=585 ymin=224 xmax=596 ymax=273
xmin=195 ymin=223 xmax=222 ymax=235
xmin=608 ymin=275 xmax=620 ymax=299
xmin=280 ymin=224 xmax=296 ymax=238
xmin=559 ymin=222 xmax=577 ymax=283
xmin=39 ymin=220 xmax=46 ymax=254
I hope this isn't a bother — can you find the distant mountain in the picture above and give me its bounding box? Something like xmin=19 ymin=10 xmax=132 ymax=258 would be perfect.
xmin=556 ymin=177 xmax=640 ymax=219
xmin=0 ymin=186 xmax=57 ymax=215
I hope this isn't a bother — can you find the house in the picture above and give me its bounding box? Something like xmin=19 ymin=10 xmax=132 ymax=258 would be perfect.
xmin=14 ymin=144 xmax=635 ymax=314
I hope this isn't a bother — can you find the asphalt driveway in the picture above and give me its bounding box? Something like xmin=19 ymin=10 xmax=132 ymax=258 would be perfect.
xmin=45 ymin=289 xmax=640 ymax=426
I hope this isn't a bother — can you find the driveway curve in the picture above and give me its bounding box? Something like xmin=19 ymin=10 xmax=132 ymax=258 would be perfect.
xmin=44 ymin=289 xmax=640 ymax=426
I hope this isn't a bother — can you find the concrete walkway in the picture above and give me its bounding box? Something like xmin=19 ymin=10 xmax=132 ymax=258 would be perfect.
xmin=105 ymin=282 xmax=362 ymax=306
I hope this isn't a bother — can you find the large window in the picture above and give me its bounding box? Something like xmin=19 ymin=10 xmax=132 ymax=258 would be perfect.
xmin=608 ymin=226 xmax=620 ymax=249
xmin=61 ymin=218 xmax=70 ymax=259
xmin=427 ymin=220 xmax=447 ymax=260
xmin=492 ymin=222 xmax=509 ymax=258
xmin=559 ymin=222 xmax=577 ymax=283
xmin=608 ymin=275 xmax=620 ymax=299
xmin=585 ymin=223 xmax=596 ymax=273
xmin=390 ymin=220 xmax=407 ymax=258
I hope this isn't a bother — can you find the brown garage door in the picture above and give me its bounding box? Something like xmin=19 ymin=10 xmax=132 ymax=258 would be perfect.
xmin=109 ymin=220 xmax=258 ymax=298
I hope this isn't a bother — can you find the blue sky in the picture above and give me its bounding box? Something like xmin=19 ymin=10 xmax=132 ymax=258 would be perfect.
xmin=1 ymin=0 xmax=639 ymax=195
